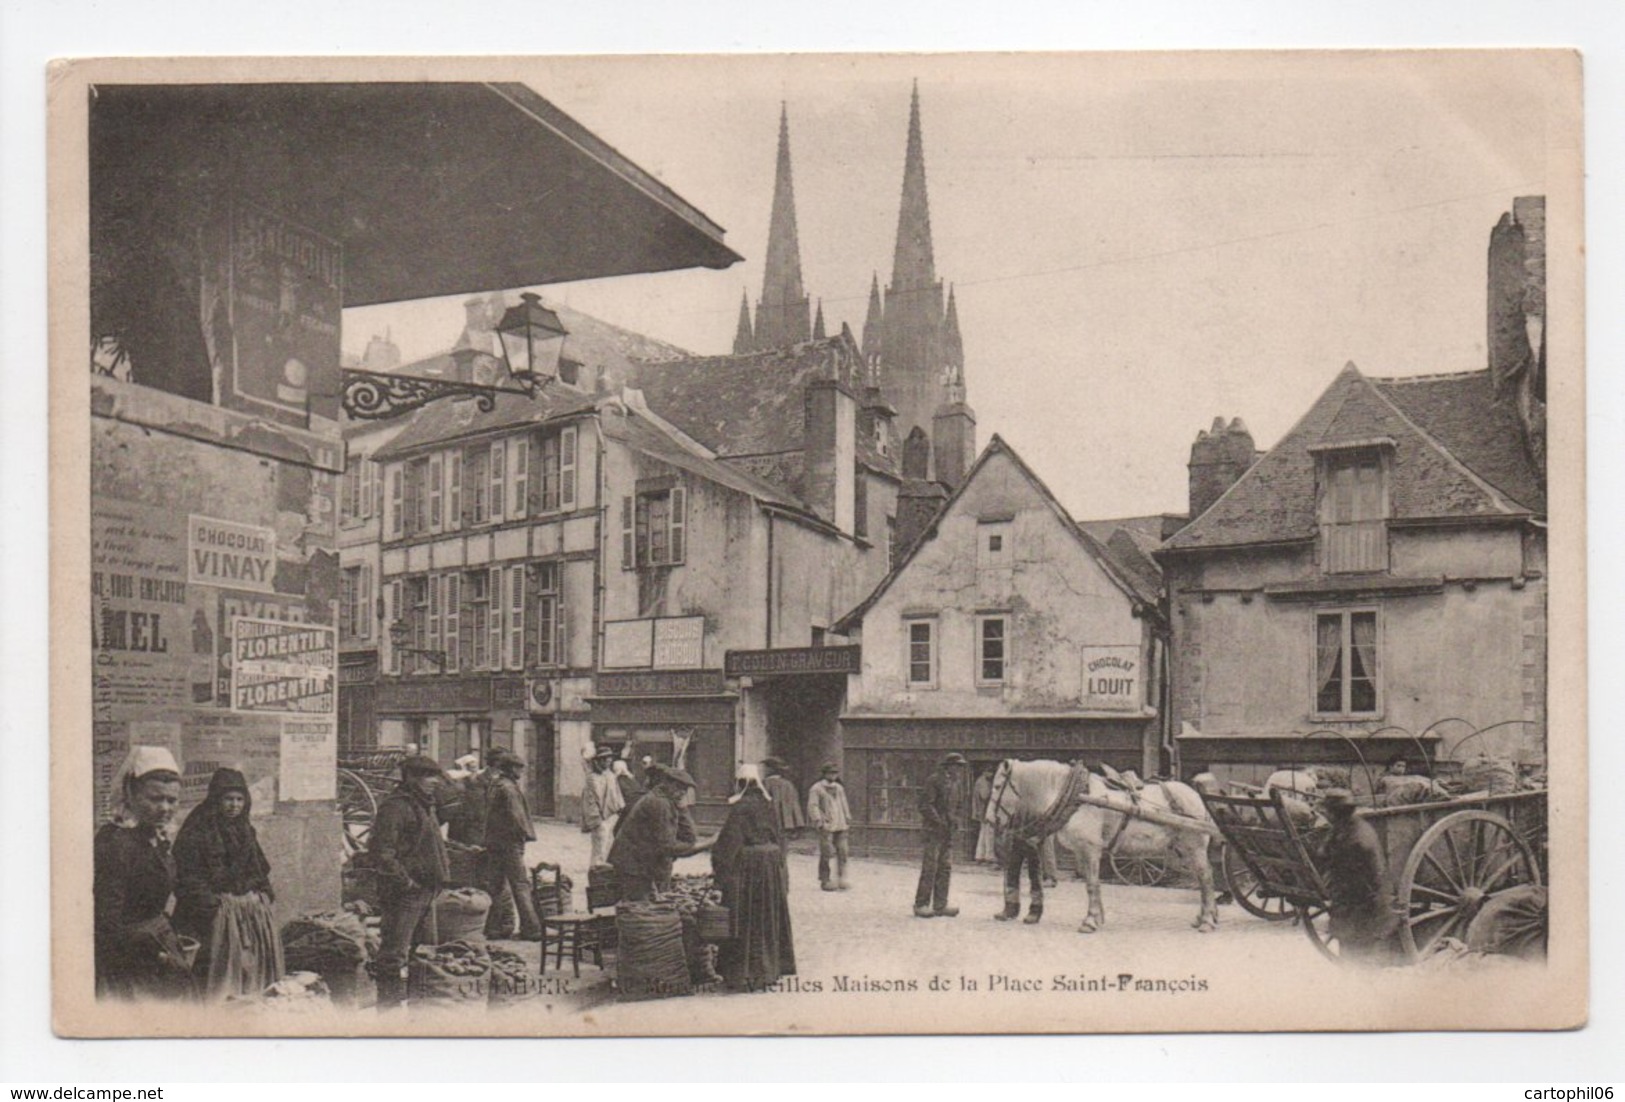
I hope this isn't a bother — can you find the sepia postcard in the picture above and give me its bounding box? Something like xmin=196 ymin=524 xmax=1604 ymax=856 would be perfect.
xmin=48 ymin=50 xmax=1585 ymax=1038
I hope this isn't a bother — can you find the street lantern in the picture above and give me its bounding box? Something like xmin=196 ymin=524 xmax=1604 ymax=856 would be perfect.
xmin=495 ymin=292 xmax=568 ymax=390
xmin=341 ymin=290 xmax=569 ymax=421
xmin=388 ymin=617 xmax=447 ymax=673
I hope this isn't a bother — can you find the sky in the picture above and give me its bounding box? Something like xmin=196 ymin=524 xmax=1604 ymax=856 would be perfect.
xmin=342 ymin=51 xmax=1567 ymax=521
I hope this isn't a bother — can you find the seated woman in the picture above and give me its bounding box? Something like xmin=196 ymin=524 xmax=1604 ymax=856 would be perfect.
xmin=172 ymin=768 xmax=283 ymax=1000
xmin=711 ymin=764 xmax=796 ymax=992
xmin=94 ymin=747 xmax=193 ymax=1001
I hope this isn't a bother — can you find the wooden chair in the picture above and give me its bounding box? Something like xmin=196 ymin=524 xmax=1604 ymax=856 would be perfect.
xmin=539 ymin=912 xmax=615 ymax=978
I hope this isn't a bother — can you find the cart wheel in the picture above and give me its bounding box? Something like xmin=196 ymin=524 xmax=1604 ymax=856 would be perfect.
xmin=1298 ymin=901 xmax=1342 ymax=961
xmin=1108 ymin=853 xmax=1169 ymax=887
xmin=337 ymin=768 xmax=377 ymax=857
xmin=1222 ymin=844 xmax=1292 ymax=921
xmin=1397 ymin=809 xmax=1540 ymax=961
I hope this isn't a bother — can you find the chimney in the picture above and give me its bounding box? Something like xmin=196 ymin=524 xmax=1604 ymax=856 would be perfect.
xmin=1188 ymin=416 xmax=1255 ymax=520
xmin=804 ymin=377 xmax=857 ymax=531
xmin=930 ymin=364 xmax=975 ymax=488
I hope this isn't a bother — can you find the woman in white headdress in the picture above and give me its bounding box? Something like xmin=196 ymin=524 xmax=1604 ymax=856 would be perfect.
xmin=711 ymin=764 xmax=796 ymax=991
xmin=94 ymin=747 xmax=193 ymax=1000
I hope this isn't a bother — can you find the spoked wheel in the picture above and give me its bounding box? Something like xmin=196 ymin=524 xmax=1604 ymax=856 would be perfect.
xmin=1108 ymin=853 xmax=1169 ymax=887
xmin=1398 ymin=809 xmax=1540 ymax=961
xmin=1221 ymin=844 xmax=1293 ymax=921
xmin=1298 ymin=901 xmax=1342 ymax=961
xmin=337 ymin=768 xmax=377 ymax=857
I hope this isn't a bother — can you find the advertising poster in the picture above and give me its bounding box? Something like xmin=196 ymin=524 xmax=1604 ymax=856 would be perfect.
xmin=279 ymin=716 xmax=338 ymax=801
xmin=229 ymin=616 xmax=336 ymax=714
xmin=1082 ymin=644 xmax=1142 ymax=711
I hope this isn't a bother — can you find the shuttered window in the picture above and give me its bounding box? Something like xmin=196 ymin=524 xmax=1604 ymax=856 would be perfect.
xmin=507 ymin=564 xmax=525 ymax=670
xmin=446 ymin=451 xmax=462 ymax=531
xmin=631 ymin=484 xmax=687 ymax=567
xmin=389 ymin=467 xmax=403 ymax=536
xmin=536 ymin=562 xmax=561 ymax=667
xmin=560 ymin=426 xmax=578 ymax=508
xmin=1319 ymin=449 xmax=1388 ymax=574
xmin=427 ymin=455 xmax=443 ymax=532
xmin=510 ymin=437 xmax=529 ymax=519
xmin=621 ymin=496 xmax=634 ymax=570
xmin=444 ymin=572 xmax=460 ymax=671
xmin=489 ymin=441 xmax=506 ymax=523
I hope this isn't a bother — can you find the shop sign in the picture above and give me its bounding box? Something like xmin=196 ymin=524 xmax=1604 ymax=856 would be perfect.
xmin=492 ymin=676 xmax=528 ymax=709
xmin=1082 ymin=645 xmax=1141 ymax=711
xmin=653 ymin=616 xmax=705 ymax=669
xmin=725 ymin=645 xmax=861 ymax=678
xmin=230 ymin=617 xmax=336 ymax=714
xmin=594 ymin=669 xmax=727 ymax=697
xmin=377 ymin=676 xmax=493 ymax=714
xmin=603 ymin=619 xmax=653 ymax=669
xmin=188 ymin=515 xmax=276 ymax=593
xmin=339 ymin=654 xmax=378 ymax=684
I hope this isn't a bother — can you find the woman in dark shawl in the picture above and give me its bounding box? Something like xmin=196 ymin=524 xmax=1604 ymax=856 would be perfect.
xmin=94 ymin=747 xmax=194 ymax=1001
xmin=711 ymin=764 xmax=796 ymax=991
xmin=172 ymin=768 xmax=284 ymax=999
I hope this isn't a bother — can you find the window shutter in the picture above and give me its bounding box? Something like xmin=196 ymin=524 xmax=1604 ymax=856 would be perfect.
xmin=389 ymin=467 xmax=403 ymax=536
xmin=404 ymin=462 xmax=421 ymax=536
xmin=340 ymin=463 xmax=355 ymax=521
xmin=511 ymin=437 xmax=529 ymax=519
xmin=621 ymin=496 xmax=635 ymax=570
xmin=387 ymin=581 xmax=402 ymax=671
xmin=561 ymin=426 xmax=578 ymax=509
xmin=489 ymin=441 xmax=505 ymax=523
xmin=364 ymin=461 xmax=377 ymax=519
xmin=428 ymin=455 xmax=443 ymax=532
xmin=524 ymin=566 xmax=541 ymax=668
xmin=360 ymin=564 xmax=373 ymax=639
xmin=488 ymin=566 xmax=503 ymax=668
xmin=669 ymin=486 xmax=686 ymax=564
xmin=509 ymin=564 xmax=525 ymax=669
xmin=427 ymin=571 xmax=441 ymax=655
xmin=635 ymin=494 xmax=650 ymax=567
xmin=445 ymin=572 xmax=461 ymax=671
xmin=446 ymin=451 xmax=461 ymax=531
xmin=528 ymin=430 xmax=544 ymax=514
xmin=556 ymin=567 xmax=569 ymax=667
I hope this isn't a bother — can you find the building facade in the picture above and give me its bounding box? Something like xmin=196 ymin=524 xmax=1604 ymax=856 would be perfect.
xmin=835 ymin=436 xmax=1169 ymax=856
xmin=1161 ymin=199 xmax=1549 ymax=791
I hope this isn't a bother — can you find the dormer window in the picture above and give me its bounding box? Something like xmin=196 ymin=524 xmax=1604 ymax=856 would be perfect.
xmin=1315 ymin=443 xmax=1391 ymax=574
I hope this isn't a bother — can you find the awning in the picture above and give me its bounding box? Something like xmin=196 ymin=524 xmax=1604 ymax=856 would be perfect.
xmin=89 ymin=81 xmax=741 ymax=306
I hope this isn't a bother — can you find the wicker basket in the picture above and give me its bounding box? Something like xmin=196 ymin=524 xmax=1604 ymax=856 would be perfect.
xmin=696 ymin=899 xmax=732 ymax=942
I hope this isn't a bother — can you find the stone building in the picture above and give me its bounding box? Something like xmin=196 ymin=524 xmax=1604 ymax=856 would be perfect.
xmin=834 ymin=435 xmax=1168 ymax=856
xmin=1161 ymin=199 xmax=1549 ymax=789
xmin=86 ymin=81 xmax=738 ymax=926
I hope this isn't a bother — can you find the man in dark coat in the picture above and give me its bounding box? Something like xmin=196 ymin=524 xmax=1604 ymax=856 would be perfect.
xmin=608 ymin=765 xmax=714 ymax=903
xmin=914 ymin=752 xmax=969 ymax=918
xmin=1317 ymin=788 xmax=1398 ymax=963
xmin=369 ymin=755 xmax=450 ymax=1009
xmin=481 ymin=750 xmax=543 ymax=941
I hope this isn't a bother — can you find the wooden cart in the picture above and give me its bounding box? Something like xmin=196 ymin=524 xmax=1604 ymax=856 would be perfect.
xmin=337 ymin=750 xmax=406 ymax=857
xmin=1201 ymin=787 xmax=1547 ymax=961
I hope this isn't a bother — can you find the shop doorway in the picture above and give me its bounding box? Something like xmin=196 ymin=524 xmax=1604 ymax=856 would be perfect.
xmin=528 ymin=720 xmax=556 ymax=817
xmin=763 ymin=675 xmax=846 ymax=804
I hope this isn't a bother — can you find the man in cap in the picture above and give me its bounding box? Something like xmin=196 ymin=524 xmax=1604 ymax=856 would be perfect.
xmin=762 ymin=757 xmax=806 ymax=838
xmin=608 ymin=764 xmax=715 ymax=903
xmin=580 ymin=743 xmax=625 ymax=869
xmin=915 ymin=752 xmax=970 ymax=917
xmin=369 ymin=755 xmax=450 ymax=1009
xmin=479 ymin=750 xmax=543 ymax=941
xmin=1316 ymin=788 xmax=1397 ymax=963
xmin=806 ymin=762 xmax=852 ymax=891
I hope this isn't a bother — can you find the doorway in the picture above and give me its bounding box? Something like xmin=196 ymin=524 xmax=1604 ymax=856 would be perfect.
xmin=528 ymin=719 xmax=556 ymax=817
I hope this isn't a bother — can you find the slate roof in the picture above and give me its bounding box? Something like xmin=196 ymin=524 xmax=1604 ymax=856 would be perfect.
xmin=364 ymin=302 xmax=690 ymax=459
xmin=1163 ymin=364 xmax=1543 ymax=552
xmin=628 ymin=330 xmax=901 ymax=478
xmin=835 ymin=434 xmax=1154 ymax=633
xmin=600 ymin=408 xmax=818 ymax=519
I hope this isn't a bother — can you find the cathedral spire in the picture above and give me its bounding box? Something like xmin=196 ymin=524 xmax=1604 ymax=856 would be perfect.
xmin=732 ymin=288 xmax=755 ymax=354
xmin=861 ymin=271 xmax=884 ymax=364
xmin=890 ymin=79 xmax=937 ymax=292
xmin=754 ymin=102 xmax=812 ymax=349
xmin=812 ymin=299 xmax=827 ymax=341
xmin=943 ymin=283 xmax=964 ymax=369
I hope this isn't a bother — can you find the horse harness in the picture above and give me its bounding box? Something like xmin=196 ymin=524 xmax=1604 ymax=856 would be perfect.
xmin=1000 ymin=761 xmax=1186 ymax=856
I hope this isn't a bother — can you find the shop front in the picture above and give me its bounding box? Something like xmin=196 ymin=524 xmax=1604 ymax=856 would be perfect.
xmin=337 ymin=652 xmax=378 ymax=753
xmin=586 ymin=669 xmax=738 ymax=827
xmin=839 ymin=714 xmax=1158 ymax=858
xmin=728 ymin=645 xmax=857 ymax=807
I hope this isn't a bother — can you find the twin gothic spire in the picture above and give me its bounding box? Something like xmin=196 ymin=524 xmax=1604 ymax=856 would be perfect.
xmin=734 ymin=85 xmax=966 ymax=440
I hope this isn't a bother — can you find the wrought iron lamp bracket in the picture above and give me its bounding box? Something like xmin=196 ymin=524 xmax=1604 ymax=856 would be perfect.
xmin=341 ymin=368 xmax=544 ymax=421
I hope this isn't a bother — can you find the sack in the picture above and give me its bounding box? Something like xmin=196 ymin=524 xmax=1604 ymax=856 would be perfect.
xmin=408 ymin=941 xmax=490 ymax=1005
xmin=486 ymin=947 xmax=538 ymax=1008
xmin=1463 ymin=757 xmax=1519 ymax=795
xmin=282 ymin=910 xmax=376 ymax=970
xmin=615 ymin=902 xmax=692 ymax=1000
xmin=445 ymin=841 xmax=484 ymax=888
xmin=434 ymin=888 xmax=493 ymax=944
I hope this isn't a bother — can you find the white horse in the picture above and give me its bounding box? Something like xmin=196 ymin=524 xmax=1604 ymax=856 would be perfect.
xmin=985 ymin=759 xmax=1221 ymax=933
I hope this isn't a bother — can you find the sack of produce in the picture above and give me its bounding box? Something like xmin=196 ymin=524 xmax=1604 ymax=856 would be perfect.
xmin=434 ymin=888 xmax=493 ymax=944
xmin=1462 ymin=756 xmax=1519 ymax=795
xmin=224 ymin=971 xmax=333 ymax=1014
xmin=615 ymin=902 xmax=692 ymax=1000
xmin=445 ymin=841 xmax=484 ymax=888
xmin=281 ymin=910 xmax=377 ymax=972
xmin=408 ymin=940 xmax=491 ymax=1005
xmin=531 ymin=862 xmax=574 ymax=918
xmin=487 ymin=946 xmax=538 ymax=1008
xmin=586 ymin=864 xmax=617 ymax=910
